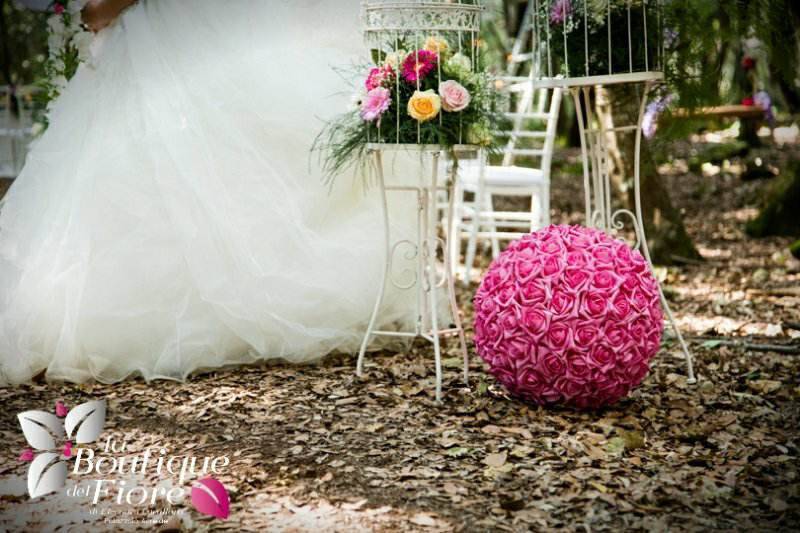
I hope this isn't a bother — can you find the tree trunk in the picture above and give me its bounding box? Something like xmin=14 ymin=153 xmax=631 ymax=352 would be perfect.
xmin=594 ymin=86 xmax=701 ymax=264
xmin=746 ymin=161 xmax=800 ymax=238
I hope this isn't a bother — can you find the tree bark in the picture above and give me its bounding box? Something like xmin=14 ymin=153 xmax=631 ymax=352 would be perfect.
xmin=746 ymin=161 xmax=800 ymax=238
xmin=594 ymin=85 xmax=701 ymax=264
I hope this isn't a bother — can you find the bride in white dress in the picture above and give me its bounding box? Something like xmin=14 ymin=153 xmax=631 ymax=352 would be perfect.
xmin=0 ymin=0 xmax=417 ymax=384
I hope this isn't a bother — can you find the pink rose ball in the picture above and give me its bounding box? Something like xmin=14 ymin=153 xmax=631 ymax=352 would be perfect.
xmin=473 ymin=225 xmax=663 ymax=408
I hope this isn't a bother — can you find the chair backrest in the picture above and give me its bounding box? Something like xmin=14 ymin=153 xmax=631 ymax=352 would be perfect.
xmin=498 ymin=84 xmax=562 ymax=177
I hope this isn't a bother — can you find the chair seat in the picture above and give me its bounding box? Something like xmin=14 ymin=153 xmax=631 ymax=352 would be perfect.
xmin=459 ymin=164 xmax=547 ymax=189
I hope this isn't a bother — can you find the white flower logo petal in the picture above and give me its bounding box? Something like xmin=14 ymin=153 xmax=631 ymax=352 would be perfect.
xmin=18 ymin=411 xmax=65 ymax=450
xmin=65 ymin=400 xmax=106 ymax=444
xmin=27 ymin=452 xmax=67 ymax=499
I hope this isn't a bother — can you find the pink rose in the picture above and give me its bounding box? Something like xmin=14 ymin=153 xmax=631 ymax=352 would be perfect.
xmin=624 ymin=361 xmax=650 ymax=383
xmin=588 ymin=344 xmax=616 ymax=371
xmin=628 ymin=318 xmax=649 ymax=341
xmin=564 ymin=267 xmax=590 ymax=291
xmin=604 ymin=324 xmax=629 ymax=346
xmin=611 ymin=293 xmax=632 ymax=320
xmin=546 ymin=322 xmax=570 ymax=350
xmin=591 ymin=270 xmax=619 ymax=291
xmin=583 ymin=291 xmax=608 ymax=316
xmin=521 ymin=306 xmax=548 ymax=336
xmin=519 ymin=281 xmax=548 ymax=305
xmin=550 ymin=289 xmax=576 ymax=318
xmin=498 ymin=310 xmax=519 ymax=332
xmin=542 ymin=255 xmax=564 ymax=277
xmin=360 ymin=87 xmax=391 ymax=122
xmin=566 ymin=250 xmax=590 ymax=268
xmin=514 ymin=259 xmax=539 ymax=282
xmin=541 ymin=237 xmax=565 ymax=255
xmin=555 ymin=377 xmax=584 ymax=399
xmin=518 ymin=366 xmax=545 ymax=391
xmin=565 ymin=351 xmax=591 ymax=381
xmin=438 ymin=80 xmax=471 ymax=112
xmin=481 ymin=321 xmax=502 ymax=346
xmin=493 ymin=286 xmax=517 ymax=307
xmin=574 ymin=324 xmax=600 ymax=346
xmin=540 ymin=352 xmax=566 ymax=379
xmin=592 ymin=244 xmax=614 ymax=265
xmin=628 ymin=288 xmax=649 ymax=311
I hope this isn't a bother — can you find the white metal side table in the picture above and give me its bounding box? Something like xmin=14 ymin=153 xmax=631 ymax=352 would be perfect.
xmin=356 ymin=143 xmax=472 ymax=402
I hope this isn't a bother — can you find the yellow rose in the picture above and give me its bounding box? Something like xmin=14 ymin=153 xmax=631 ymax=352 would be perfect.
xmin=407 ymin=90 xmax=441 ymax=122
xmin=424 ymin=36 xmax=449 ymax=54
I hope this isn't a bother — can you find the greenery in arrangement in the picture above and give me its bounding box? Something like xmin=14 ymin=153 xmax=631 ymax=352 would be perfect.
xmin=34 ymin=0 xmax=92 ymax=129
xmin=315 ymin=35 xmax=501 ymax=183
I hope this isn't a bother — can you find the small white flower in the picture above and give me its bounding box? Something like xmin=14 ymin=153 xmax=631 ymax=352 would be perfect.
xmin=53 ymin=75 xmax=68 ymax=91
xmin=384 ymin=50 xmax=407 ymax=69
xmin=48 ymin=33 xmax=66 ymax=53
xmin=73 ymin=31 xmax=94 ymax=61
xmin=68 ymin=0 xmax=86 ymax=15
xmin=447 ymin=53 xmax=472 ymax=73
xmin=47 ymin=14 xmax=65 ymax=36
xmin=350 ymin=88 xmax=367 ymax=111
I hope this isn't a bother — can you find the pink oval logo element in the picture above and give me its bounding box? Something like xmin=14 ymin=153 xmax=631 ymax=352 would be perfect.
xmin=191 ymin=477 xmax=230 ymax=520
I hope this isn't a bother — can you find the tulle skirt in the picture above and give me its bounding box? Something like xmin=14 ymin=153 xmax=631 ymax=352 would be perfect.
xmin=0 ymin=0 xmax=420 ymax=384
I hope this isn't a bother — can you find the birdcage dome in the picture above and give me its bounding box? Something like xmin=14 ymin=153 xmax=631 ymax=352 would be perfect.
xmin=530 ymin=0 xmax=664 ymax=87
xmin=362 ymin=1 xmax=483 ymax=49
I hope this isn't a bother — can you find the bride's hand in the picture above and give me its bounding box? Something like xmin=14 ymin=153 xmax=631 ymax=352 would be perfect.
xmin=82 ymin=0 xmax=138 ymax=32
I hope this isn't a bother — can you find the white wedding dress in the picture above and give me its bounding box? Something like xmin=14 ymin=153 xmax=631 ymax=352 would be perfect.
xmin=0 ymin=0 xmax=419 ymax=384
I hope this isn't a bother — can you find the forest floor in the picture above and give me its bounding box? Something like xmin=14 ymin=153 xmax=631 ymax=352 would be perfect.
xmin=0 ymin=140 xmax=798 ymax=532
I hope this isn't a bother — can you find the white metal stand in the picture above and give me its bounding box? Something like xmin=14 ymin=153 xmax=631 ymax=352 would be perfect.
xmin=558 ymin=76 xmax=697 ymax=384
xmin=356 ymin=144 xmax=470 ymax=402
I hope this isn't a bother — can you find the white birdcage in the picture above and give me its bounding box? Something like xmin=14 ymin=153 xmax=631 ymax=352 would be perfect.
xmin=360 ymin=0 xmax=485 ymax=145
xmin=529 ymin=0 xmax=664 ymax=87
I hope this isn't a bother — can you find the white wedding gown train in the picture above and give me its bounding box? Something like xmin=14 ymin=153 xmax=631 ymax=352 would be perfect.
xmin=0 ymin=0 xmax=421 ymax=384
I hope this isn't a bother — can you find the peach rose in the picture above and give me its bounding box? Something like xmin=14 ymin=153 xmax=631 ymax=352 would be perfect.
xmin=407 ymin=89 xmax=441 ymax=122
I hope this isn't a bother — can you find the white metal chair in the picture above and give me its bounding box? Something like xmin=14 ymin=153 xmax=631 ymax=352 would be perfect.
xmin=450 ymin=83 xmax=562 ymax=284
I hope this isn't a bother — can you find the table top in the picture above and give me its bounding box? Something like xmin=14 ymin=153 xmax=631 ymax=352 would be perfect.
xmin=366 ymin=143 xmax=482 ymax=153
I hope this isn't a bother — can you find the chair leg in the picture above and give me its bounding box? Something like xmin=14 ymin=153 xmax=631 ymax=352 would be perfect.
xmin=463 ymin=194 xmax=481 ymax=287
xmin=486 ymin=193 xmax=501 ymax=259
xmin=542 ymin=180 xmax=551 ymax=226
xmin=449 ymin=182 xmax=463 ymax=279
xmin=529 ymin=193 xmax=540 ymax=233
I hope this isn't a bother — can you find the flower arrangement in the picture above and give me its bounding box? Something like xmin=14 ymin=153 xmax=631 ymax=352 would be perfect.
xmin=473 ymin=225 xmax=663 ymax=408
xmin=34 ymin=0 xmax=93 ymax=130
xmin=534 ymin=0 xmax=661 ymax=78
xmin=315 ymin=35 xmax=499 ymax=182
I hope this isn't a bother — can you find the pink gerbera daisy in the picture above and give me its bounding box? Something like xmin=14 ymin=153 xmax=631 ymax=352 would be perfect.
xmin=401 ymin=50 xmax=438 ymax=84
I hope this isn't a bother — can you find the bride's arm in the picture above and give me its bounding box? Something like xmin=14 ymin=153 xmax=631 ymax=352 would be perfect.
xmin=82 ymin=0 xmax=138 ymax=32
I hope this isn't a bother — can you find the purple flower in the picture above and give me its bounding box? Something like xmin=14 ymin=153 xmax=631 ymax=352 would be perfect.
xmin=642 ymin=93 xmax=674 ymax=139
xmin=550 ymin=0 xmax=572 ymax=25
xmin=754 ymin=90 xmax=775 ymax=125
xmin=360 ymin=87 xmax=391 ymax=123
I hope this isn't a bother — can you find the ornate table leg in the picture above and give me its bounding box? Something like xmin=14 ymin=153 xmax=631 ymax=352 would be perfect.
xmin=570 ymin=86 xmax=697 ymax=384
xmin=357 ymin=149 xmax=390 ymax=377
xmin=443 ymin=153 xmax=470 ymax=384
